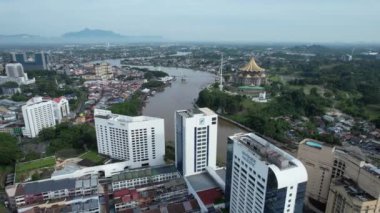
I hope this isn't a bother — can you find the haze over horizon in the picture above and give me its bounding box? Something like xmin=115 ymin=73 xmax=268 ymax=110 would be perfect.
xmin=1 ymin=0 xmax=379 ymax=43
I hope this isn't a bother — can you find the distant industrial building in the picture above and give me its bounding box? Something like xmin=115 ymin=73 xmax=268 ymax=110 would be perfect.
xmin=175 ymin=108 xmax=218 ymax=176
xmin=94 ymin=109 xmax=165 ymax=168
xmin=10 ymin=52 xmax=50 ymax=71
xmin=22 ymin=96 xmax=70 ymax=138
xmin=0 ymin=63 xmax=35 ymax=85
xmin=298 ymin=139 xmax=380 ymax=213
xmin=226 ymin=133 xmax=308 ymax=213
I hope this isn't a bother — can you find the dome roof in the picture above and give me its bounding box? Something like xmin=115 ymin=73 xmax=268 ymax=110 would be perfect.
xmin=240 ymin=57 xmax=265 ymax=72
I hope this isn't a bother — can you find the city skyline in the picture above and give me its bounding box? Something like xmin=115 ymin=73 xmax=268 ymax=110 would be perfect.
xmin=1 ymin=0 xmax=380 ymax=43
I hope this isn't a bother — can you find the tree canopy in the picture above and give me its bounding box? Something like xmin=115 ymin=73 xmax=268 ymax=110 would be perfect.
xmin=0 ymin=133 xmax=21 ymax=165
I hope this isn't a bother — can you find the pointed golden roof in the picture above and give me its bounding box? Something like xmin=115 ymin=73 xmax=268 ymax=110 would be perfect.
xmin=240 ymin=57 xmax=265 ymax=72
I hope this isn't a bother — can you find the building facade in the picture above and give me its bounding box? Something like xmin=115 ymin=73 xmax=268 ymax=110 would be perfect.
xmin=0 ymin=63 xmax=35 ymax=85
xmin=94 ymin=109 xmax=165 ymax=168
xmin=226 ymin=133 xmax=308 ymax=213
xmin=94 ymin=62 xmax=113 ymax=80
xmin=297 ymin=139 xmax=380 ymax=213
xmin=175 ymin=108 xmax=218 ymax=176
xmin=52 ymin=96 xmax=70 ymax=123
xmin=22 ymin=97 xmax=56 ymax=138
xmin=297 ymin=140 xmax=335 ymax=210
xmin=11 ymin=52 xmax=50 ymax=71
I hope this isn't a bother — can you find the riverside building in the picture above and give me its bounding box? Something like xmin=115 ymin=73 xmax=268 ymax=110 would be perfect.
xmin=94 ymin=109 xmax=165 ymax=168
xmin=175 ymin=108 xmax=218 ymax=176
xmin=226 ymin=133 xmax=308 ymax=213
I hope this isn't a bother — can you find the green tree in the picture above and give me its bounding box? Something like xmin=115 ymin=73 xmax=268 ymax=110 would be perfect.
xmin=0 ymin=133 xmax=21 ymax=165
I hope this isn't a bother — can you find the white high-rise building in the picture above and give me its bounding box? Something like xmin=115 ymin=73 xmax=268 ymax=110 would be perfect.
xmin=226 ymin=133 xmax=308 ymax=213
xmin=94 ymin=109 xmax=165 ymax=168
xmin=6 ymin=63 xmax=24 ymax=77
xmin=52 ymin=96 xmax=70 ymax=123
xmin=22 ymin=97 xmax=56 ymax=138
xmin=0 ymin=63 xmax=35 ymax=85
xmin=175 ymin=108 xmax=218 ymax=177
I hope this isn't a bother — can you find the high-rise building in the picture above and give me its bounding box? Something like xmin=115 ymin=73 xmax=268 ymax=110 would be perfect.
xmin=0 ymin=63 xmax=35 ymax=85
xmin=52 ymin=96 xmax=70 ymax=123
xmin=226 ymin=133 xmax=308 ymax=213
xmin=94 ymin=109 xmax=165 ymax=168
xmin=10 ymin=52 xmax=50 ymax=71
xmin=297 ymin=139 xmax=380 ymax=213
xmin=21 ymin=96 xmax=70 ymax=138
xmin=175 ymin=108 xmax=218 ymax=176
xmin=22 ymin=97 xmax=56 ymax=138
xmin=5 ymin=63 xmax=24 ymax=77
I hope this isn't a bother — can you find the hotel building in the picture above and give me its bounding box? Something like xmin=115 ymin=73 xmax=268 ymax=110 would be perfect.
xmin=226 ymin=133 xmax=308 ymax=213
xmin=94 ymin=109 xmax=165 ymax=168
xmin=175 ymin=108 xmax=218 ymax=176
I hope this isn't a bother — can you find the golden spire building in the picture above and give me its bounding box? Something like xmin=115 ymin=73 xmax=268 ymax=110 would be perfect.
xmin=234 ymin=57 xmax=266 ymax=86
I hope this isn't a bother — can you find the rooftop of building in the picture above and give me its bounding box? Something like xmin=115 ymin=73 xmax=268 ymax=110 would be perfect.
xmin=333 ymin=177 xmax=376 ymax=202
xmin=111 ymin=165 xmax=178 ymax=182
xmin=18 ymin=197 xmax=99 ymax=213
xmin=177 ymin=107 xmax=216 ymax=118
xmin=120 ymin=199 xmax=199 ymax=213
xmin=25 ymin=96 xmax=52 ymax=106
xmin=15 ymin=174 xmax=97 ymax=196
xmin=186 ymin=172 xmax=220 ymax=192
xmin=231 ymin=133 xmax=297 ymax=170
xmin=238 ymin=85 xmax=265 ymax=90
xmin=94 ymin=108 xmax=162 ymax=123
xmin=240 ymin=57 xmax=265 ymax=72
xmin=197 ymin=188 xmax=224 ymax=206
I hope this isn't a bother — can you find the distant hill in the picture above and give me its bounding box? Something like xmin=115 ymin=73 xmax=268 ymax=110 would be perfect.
xmin=0 ymin=29 xmax=163 ymax=44
xmin=62 ymin=28 xmax=124 ymax=39
xmin=0 ymin=34 xmax=41 ymax=39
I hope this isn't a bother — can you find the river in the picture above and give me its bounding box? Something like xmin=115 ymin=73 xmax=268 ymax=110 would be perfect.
xmin=134 ymin=66 xmax=247 ymax=164
xmin=91 ymin=60 xmax=247 ymax=164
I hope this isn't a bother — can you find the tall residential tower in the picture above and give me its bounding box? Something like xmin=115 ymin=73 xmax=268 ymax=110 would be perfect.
xmin=22 ymin=97 xmax=56 ymax=138
xmin=175 ymin=108 xmax=218 ymax=176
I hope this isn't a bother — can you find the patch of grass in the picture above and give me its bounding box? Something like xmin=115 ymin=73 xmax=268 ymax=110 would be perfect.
xmin=16 ymin=156 xmax=55 ymax=174
xmin=15 ymin=156 xmax=56 ymax=182
xmin=365 ymin=104 xmax=380 ymax=120
xmin=80 ymin=151 xmax=104 ymax=165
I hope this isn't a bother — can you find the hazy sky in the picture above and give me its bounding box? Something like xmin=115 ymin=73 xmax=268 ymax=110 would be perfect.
xmin=1 ymin=0 xmax=379 ymax=42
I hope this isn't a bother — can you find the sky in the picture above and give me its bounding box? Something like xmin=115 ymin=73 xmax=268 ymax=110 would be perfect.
xmin=0 ymin=0 xmax=379 ymax=43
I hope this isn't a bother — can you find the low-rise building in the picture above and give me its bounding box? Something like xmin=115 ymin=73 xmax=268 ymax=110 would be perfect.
xmin=6 ymin=175 xmax=98 ymax=211
xmin=110 ymin=165 xmax=196 ymax=212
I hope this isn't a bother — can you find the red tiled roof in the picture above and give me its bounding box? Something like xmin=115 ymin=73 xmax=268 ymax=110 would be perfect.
xmin=197 ymin=188 xmax=224 ymax=206
xmin=53 ymin=96 xmax=64 ymax=103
